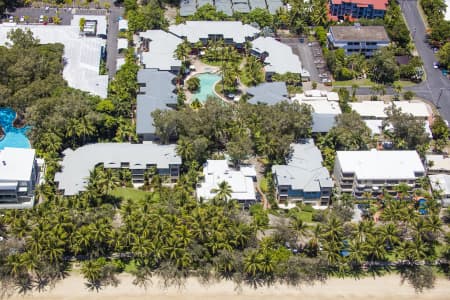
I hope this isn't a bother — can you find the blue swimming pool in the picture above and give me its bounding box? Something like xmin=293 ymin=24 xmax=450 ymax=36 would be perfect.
xmin=0 ymin=108 xmax=31 ymax=150
xmin=192 ymin=73 xmax=221 ymax=102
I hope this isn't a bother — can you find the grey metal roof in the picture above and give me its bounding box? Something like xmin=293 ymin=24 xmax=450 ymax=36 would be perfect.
xmin=136 ymin=70 xmax=177 ymax=135
xmin=272 ymin=139 xmax=333 ymax=192
xmin=312 ymin=113 xmax=337 ymax=133
xmin=249 ymin=0 xmax=268 ymax=9
xmin=246 ymin=82 xmax=288 ymax=105
xmin=197 ymin=0 xmax=213 ymax=6
xmin=216 ymin=0 xmax=233 ymax=15
xmin=54 ymin=143 xmax=181 ymax=196
xmin=233 ymin=3 xmax=251 ymax=13
xmin=180 ymin=0 xmax=197 ymax=16
xmin=266 ymin=0 xmax=283 ymax=13
xmin=329 ymin=26 xmax=390 ymax=42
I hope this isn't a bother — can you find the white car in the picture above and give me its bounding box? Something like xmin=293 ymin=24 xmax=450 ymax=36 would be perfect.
xmin=39 ymin=15 xmax=44 ymax=23
xmin=19 ymin=16 xmax=24 ymax=22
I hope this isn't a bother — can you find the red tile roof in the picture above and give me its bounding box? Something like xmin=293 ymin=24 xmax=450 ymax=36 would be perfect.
xmin=330 ymin=0 xmax=388 ymax=10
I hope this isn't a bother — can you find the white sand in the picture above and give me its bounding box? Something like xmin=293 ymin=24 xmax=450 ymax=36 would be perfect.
xmin=7 ymin=273 xmax=450 ymax=300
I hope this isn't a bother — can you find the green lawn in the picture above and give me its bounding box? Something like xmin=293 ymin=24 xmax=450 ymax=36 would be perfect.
xmin=298 ymin=211 xmax=313 ymax=222
xmin=110 ymin=187 xmax=153 ymax=202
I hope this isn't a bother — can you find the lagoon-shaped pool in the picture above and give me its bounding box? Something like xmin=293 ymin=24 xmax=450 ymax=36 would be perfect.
xmin=0 ymin=108 xmax=31 ymax=150
xmin=192 ymin=73 xmax=221 ymax=102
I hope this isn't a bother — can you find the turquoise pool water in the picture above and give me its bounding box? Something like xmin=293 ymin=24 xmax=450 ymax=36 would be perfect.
xmin=192 ymin=73 xmax=221 ymax=102
xmin=0 ymin=108 xmax=31 ymax=150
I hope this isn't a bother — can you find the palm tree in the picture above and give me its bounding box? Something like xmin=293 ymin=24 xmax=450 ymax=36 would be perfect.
xmin=380 ymin=222 xmax=400 ymax=250
xmin=243 ymin=250 xmax=262 ymax=276
xmin=289 ymin=214 xmax=308 ymax=243
xmin=322 ymin=216 xmax=344 ymax=243
xmin=176 ymin=138 xmax=194 ymax=162
xmin=211 ymin=181 xmax=232 ymax=204
xmin=311 ymin=0 xmax=328 ymax=26
xmin=347 ymin=239 xmax=367 ymax=267
xmin=76 ymin=115 xmax=96 ymax=144
xmin=174 ymin=40 xmax=191 ymax=63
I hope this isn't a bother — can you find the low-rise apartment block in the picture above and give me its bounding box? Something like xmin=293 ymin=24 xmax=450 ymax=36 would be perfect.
xmin=334 ymin=149 xmax=425 ymax=198
xmin=328 ymin=25 xmax=390 ymax=56
xmin=328 ymin=0 xmax=388 ymax=20
xmin=0 ymin=147 xmax=39 ymax=209
xmin=54 ymin=143 xmax=181 ymax=196
xmin=272 ymin=139 xmax=333 ymax=207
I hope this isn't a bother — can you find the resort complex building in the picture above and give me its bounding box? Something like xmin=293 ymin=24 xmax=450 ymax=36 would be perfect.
xmin=138 ymin=30 xmax=183 ymax=72
xmin=54 ymin=143 xmax=181 ymax=196
xmin=196 ymin=160 xmax=257 ymax=205
xmin=426 ymin=154 xmax=450 ymax=174
xmin=293 ymin=93 xmax=342 ymax=133
xmin=168 ymin=21 xmax=260 ymax=47
xmin=251 ymin=36 xmax=310 ymax=80
xmin=429 ymin=174 xmax=450 ymax=207
xmin=246 ymin=82 xmax=289 ymax=105
xmin=349 ymin=101 xmax=431 ymax=120
xmin=136 ymin=69 xmax=177 ymax=141
xmin=0 ymin=18 xmax=108 ymax=98
xmin=0 ymin=147 xmax=39 ymax=209
xmin=328 ymin=0 xmax=388 ymax=20
xmin=334 ymin=150 xmax=425 ymax=198
xmin=179 ymin=0 xmax=284 ymax=16
xmin=328 ymin=25 xmax=390 ymax=56
xmin=272 ymin=139 xmax=333 ymax=207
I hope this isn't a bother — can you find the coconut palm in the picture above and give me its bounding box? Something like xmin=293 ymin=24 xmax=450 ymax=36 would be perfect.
xmin=211 ymin=181 xmax=232 ymax=204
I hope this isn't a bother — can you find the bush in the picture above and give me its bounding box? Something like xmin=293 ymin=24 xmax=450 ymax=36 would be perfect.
xmin=335 ymin=67 xmax=354 ymax=80
xmin=186 ymin=77 xmax=200 ymax=92
xmin=302 ymin=204 xmax=314 ymax=213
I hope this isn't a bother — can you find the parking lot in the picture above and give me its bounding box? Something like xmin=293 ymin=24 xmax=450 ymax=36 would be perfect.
xmin=280 ymin=37 xmax=330 ymax=83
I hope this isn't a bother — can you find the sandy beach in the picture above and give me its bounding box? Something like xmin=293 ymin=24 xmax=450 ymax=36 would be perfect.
xmin=7 ymin=273 xmax=450 ymax=300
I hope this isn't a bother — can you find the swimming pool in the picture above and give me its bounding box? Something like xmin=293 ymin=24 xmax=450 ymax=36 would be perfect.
xmin=192 ymin=73 xmax=221 ymax=102
xmin=0 ymin=108 xmax=31 ymax=150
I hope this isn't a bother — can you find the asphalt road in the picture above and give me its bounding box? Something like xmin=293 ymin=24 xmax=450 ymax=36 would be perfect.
xmin=106 ymin=6 xmax=124 ymax=78
xmin=399 ymin=0 xmax=450 ymax=121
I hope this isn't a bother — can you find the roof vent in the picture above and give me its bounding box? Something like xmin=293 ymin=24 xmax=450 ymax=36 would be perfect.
xmin=2 ymin=161 xmax=5 ymax=166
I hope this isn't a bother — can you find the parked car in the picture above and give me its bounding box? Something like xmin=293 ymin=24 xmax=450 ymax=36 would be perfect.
xmin=39 ymin=15 xmax=44 ymax=23
xmin=19 ymin=16 xmax=24 ymax=22
xmin=433 ymin=62 xmax=439 ymax=69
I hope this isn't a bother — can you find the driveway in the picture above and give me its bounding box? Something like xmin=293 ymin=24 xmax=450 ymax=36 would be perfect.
xmin=280 ymin=37 xmax=321 ymax=82
xmin=106 ymin=6 xmax=124 ymax=78
xmin=400 ymin=0 xmax=450 ymax=121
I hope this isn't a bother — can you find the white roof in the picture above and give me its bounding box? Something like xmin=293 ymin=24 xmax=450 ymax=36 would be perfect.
xmin=119 ymin=19 xmax=128 ymax=31
xmin=294 ymin=90 xmax=339 ymax=102
xmin=71 ymin=15 xmax=107 ymax=36
xmin=196 ymin=160 xmax=256 ymax=201
xmin=429 ymin=174 xmax=450 ymax=195
xmin=350 ymin=101 xmax=430 ymax=119
xmin=364 ymin=119 xmax=383 ymax=135
xmin=252 ymin=36 xmax=305 ymax=75
xmin=336 ymin=150 xmax=425 ymax=180
xmin=139 ymin=30 xmax=182 ymax=70
xmin=298 ymin=100 xmax=341 ymax=115
xmin=169 ymin=21 xmax=260 ymax=44
xmin=0 ymin=148 xmax=35 ymax=181
xmin=116 ymin=57 xmax=126 ymax=70
xmin=426 ymin=154 xmax=450 ymax=173
xmin=117 ymin=38 xmax=128 ymax=50
xmin=0 ymin=23 xmax=108 ymax=98
xmin=54 ymin=143 xmax=181 ymax=196
xmin=446 ymin=0 xmax=450 ymax=21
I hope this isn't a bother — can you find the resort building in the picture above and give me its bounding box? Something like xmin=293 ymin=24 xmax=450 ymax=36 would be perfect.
xmin=196 ymin=160 xmax=257 ymax=205
xmin=328 ymin=25 xmax=390 ymax=57
xmin=54 ymin=143 xmax=181 ymax=196
xmin=293 ymin=94 xmax=342 ymax=133
xmin=0 ymin=22 xmax=108 ymax=98
xmin=334 ymin=149 xmax=425 ymax=198
xmin=246 ymin=82 xmax=289 ymax=105
xmin=72 ymin=15 xmax=107 ymax=38
xmin=328 ymin=0 xmax=388 ymax=20
xmin=349 ymin=101 xmax=431 ymax=120
xmin=179 ymin=0 xmax=284 ymax=16
xmin=251 ymin=36 xmax=310 ymax=80
xmin=168 ymin=21 xmax=260 ymax=48
xmin=0 ymin=147 xmax=39 ymax=209
xmin=429 ymin=174 xmax=450 ymax=207
xmin=425 ymin=154 xmax=450 ymax=174
xmin=294 ymin=90 xmax=339 ymax=102
xmin=136 ymin=69 xmax=177 ymax=141
xmin=138 ymin=30 xmax=183 ymax=72
xmin=272 ymin=139 xmax=333 ymax=207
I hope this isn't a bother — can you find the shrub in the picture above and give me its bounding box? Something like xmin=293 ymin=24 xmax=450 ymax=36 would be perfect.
xmin=186 ymin=77 xmax=200 ymax=92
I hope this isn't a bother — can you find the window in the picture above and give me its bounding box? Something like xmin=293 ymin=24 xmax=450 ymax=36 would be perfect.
xmin=120 ymin=162 xmax=129 ymax=168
